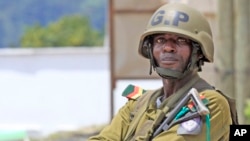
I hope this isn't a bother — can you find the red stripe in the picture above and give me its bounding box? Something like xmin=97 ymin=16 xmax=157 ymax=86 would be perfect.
xmin=127 ymin=86 xmax=139 ymax=98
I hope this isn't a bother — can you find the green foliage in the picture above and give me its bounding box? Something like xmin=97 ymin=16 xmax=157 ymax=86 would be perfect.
xmin=244 ymin=99 xmax=250 ymax=123
xmin=20 ymin=15 xmax=104 ymax=47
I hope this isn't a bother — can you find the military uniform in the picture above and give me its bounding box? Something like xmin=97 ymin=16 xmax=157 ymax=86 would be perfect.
xmin=88 ymin=79 xmax=232 ymax=141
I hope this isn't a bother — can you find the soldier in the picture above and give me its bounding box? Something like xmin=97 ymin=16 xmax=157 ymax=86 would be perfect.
xmin=88 ymin=2 xmax=238 ymax=141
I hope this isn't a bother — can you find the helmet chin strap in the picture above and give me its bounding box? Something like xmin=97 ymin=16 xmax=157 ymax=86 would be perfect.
xmin=147 ymin=41 xmax=200 ymax=79
xmin=155 ymin=67 xmax=185 ymax=79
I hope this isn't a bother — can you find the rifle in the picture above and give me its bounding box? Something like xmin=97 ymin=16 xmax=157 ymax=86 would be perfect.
xmin=152 ymin=88 xmax=209 ymax=137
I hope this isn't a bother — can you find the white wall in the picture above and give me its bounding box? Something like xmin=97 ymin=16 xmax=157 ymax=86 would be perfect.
xmin=0 ymin=47 xmax=115 ymax=136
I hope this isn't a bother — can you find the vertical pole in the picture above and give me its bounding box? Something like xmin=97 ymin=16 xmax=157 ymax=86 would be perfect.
xmin=234 ymin=0 xmax=250 ymax=124
xmin=109 ymin=0 xmax=115 ymax=121
xmin=215 ymin=0 xmax=235 ymax=98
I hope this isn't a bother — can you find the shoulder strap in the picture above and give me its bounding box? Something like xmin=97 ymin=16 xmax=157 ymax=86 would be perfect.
xmin=190 ymin=77 xmax=214 ymax=92
xmin=216 ymin=89 xmax=239 ymax=125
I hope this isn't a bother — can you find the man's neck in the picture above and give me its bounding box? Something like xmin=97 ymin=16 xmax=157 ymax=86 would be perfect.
xmin=161 ymin=71 xmax=199 ymax=99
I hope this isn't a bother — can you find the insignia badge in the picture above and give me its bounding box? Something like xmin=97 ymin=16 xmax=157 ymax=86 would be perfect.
xmin=177 ymin=117 xmax=202 ymax=135
xmin=122 ymin=84 xmax=146 ymax=100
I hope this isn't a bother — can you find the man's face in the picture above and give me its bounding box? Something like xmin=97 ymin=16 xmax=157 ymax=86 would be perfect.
xmin=152 ymin=33 xmax=192 ymax=72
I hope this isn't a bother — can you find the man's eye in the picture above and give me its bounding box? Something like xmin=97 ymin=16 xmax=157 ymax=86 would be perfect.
xmin=177 ymin=38 xmax=189 ymax=44
xmin=155 ymin=38 xmax=165 ymax=44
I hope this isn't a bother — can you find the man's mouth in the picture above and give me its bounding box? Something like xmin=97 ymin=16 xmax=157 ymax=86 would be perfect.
xmin=160 ymin=57 xmax=178 ymax=64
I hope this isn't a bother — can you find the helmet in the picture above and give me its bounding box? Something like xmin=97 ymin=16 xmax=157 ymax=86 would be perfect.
xmin=138 ymin=3 xmax=214 ymax=79
xmin=138 ymin=3 xmax=214 ymax=62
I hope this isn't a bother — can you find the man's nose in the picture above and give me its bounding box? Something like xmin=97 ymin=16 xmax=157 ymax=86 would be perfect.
xmin=162 ymin=41 xmax=177 ymax=53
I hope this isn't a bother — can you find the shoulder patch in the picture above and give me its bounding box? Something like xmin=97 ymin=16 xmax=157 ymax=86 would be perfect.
xmin=177 ymin=116 xmax=202 ymax=135
xmin=122 ymin=84 xmax=147 ymax=100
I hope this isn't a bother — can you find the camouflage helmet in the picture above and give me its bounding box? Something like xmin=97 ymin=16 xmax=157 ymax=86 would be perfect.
xmin=138 ymin=3 xmax=214 ymax=62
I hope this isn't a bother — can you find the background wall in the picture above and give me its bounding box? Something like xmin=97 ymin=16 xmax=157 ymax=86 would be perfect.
xmin=0 ymin=47 xmax=112 ymax=136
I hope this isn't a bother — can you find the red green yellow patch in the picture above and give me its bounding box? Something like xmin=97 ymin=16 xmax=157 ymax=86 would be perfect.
xmin=122 ymin=84 xmax=146 ymax=100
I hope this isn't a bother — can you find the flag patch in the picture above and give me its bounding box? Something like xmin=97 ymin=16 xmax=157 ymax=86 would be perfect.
xmin=122 ymin=84 xmax=146 ymax=100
